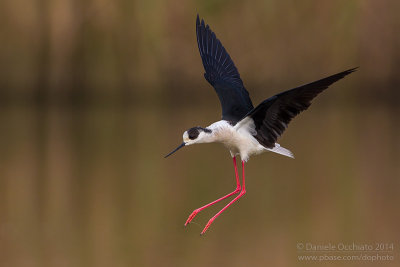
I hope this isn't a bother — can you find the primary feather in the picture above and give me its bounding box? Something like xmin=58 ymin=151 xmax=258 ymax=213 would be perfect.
xmin=196 ymin=15 xmax=254 ymax=124
xmin=240 ymin=68 xmax=358 ymax=148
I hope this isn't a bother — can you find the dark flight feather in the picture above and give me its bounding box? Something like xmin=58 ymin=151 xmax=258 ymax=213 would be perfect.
xmin=196 ymin=15 xmax=254 ymax=124
xmin=244 ymin=68 xmax=358 ymax=148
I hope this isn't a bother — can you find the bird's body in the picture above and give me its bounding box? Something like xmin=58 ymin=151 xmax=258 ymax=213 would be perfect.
xmin=191 ymin=120 xmax=293 ymax=162
xmin=210 ymin=120 xmax=266 ymax=161
xmin=165 ymin=14 xmax=357 ymax=235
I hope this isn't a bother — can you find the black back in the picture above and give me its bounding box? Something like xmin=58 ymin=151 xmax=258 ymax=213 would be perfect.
xmin=244 ymin=68 xmax=357 ymax=148
xmin=196 ymin=15 xmax=254 ymax=124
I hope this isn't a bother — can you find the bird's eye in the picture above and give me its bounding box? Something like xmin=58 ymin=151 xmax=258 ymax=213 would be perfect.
xmin=188 ymin=131 xmax=198 ymax=140
xmin=188 ymin=128 xmax=200 ymax=140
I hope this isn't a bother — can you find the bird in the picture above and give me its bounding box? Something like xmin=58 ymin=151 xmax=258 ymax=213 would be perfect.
xmin=165 ymin=14 xmax=357 ymax=235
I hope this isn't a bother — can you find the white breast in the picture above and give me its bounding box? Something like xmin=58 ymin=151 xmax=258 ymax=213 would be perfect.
xmin=207 ymin=120 xmax=265 ymax=161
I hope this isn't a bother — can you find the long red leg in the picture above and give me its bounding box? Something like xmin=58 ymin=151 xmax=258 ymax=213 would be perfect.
xmin=184 ymin=156 xmax=241 ymax=226
xmin=201 ymin=160 xmax=246 ymax=235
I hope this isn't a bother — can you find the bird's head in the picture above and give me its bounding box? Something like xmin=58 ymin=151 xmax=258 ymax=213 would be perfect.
xmin=164 ymin=127 xmax=213 ymax=158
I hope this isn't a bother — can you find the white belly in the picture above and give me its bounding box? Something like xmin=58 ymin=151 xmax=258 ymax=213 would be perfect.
xmin=207 ymin=120 xmax=294 ymax=161
xmin=208 ymin=120 xmax=265 ymax=161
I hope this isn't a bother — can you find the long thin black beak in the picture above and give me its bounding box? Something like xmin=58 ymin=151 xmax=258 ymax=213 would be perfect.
xmin=164 ymin=142 xmax=185 ymax=158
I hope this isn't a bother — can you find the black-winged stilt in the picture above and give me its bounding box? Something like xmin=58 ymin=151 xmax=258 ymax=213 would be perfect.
xmin=165 ymin=15 xmax=357 ymax=235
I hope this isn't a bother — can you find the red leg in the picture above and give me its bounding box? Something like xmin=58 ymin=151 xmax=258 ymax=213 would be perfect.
xmin=201 ymin=160 xmax=246 ymax=235
xmin=184 ymin=156 xmax=241 ymax=226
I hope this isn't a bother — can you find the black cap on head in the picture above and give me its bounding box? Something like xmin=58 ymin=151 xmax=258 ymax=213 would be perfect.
xmin=187 ymin=127 xmax=212 ymax=140
xmin=164 ymin=127 xmax=212 ymax=158
xmin=187 ymin=127 xmax=200 ymax=140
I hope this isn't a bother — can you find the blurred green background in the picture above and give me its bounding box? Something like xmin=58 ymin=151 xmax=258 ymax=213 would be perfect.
xmin=0 ymin=0 xmax=399 ymax=266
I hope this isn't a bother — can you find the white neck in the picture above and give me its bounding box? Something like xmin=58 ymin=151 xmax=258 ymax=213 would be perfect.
xmin=203 ymin=120 xmax=233 ymax=143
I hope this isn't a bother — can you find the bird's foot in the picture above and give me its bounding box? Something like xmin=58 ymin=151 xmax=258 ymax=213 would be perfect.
xmin=200 ymin=189 xmax=246 ymax=235
xmin=184 ymin=209 xmax=200 ymax=226
xmin=184 ymin=186 xmax=241 ymax=227
xmin=200 ymin=216 xmax=216 ymax=235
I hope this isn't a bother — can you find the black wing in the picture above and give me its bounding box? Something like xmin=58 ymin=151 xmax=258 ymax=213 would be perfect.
xmin=240 ymin=68 xmax=358 ymax=148
xmin=196 ymin=15 xmax=254 ymax=124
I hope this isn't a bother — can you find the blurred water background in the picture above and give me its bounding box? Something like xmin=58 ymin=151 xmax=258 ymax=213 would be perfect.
xmin=0 ymin=0 xmax=399 ymax=266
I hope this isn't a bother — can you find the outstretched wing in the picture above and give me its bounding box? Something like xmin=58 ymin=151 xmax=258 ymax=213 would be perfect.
xmin=237 ymin=68 xmax=358 ymax=148
xmin=196 ymin=15 xmax=254 ymax=124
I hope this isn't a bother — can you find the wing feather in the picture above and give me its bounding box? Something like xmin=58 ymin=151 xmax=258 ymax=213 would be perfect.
xmin=196 ymin=15 xmax=254 ymax=124
xmin=239 ymin=68 xmax=358 ymax=148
